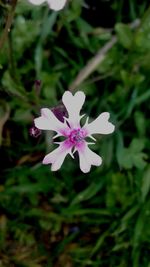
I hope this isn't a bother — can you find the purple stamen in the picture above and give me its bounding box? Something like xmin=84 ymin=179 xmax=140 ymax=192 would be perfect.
xmin=69 ymin=129 xmax=84 ymax=144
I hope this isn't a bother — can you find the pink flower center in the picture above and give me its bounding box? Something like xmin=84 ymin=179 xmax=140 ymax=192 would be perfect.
xmin=68 ymin=128 xmax=85 ymax=144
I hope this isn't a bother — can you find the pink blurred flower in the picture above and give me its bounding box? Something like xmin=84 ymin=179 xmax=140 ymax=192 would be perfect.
xmin=29 ymin=125 xmax=41 ymax=137
xmin=27 ymin=0 xmax=67 ymax=10
xmin=34 ymin=91 xmax=115 ymax=173
xmin=51 ymin=105 xmax=67 ymax=123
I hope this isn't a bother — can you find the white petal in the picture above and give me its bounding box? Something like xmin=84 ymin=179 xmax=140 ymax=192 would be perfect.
xmin=28 ymin=0 xmax=45 ymax=5
xmin=85 ymin=112 xmax=115 ymax=135
xmin=43 ymin=140 xmax=73 ymax=171
xmin=47 ymin=0 xmax=67 ymax=10
xmin=34 ymin=108 xmax=65 ymax=133
xmin=77 ymin=142 xmax=102 ymax=173
xmin=62 ymin=91 xmax=85 ymax=127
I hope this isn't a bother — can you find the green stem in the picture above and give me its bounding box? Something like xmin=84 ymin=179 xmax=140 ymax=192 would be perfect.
xmin=0 ymin=0 xmax=18 ymax=52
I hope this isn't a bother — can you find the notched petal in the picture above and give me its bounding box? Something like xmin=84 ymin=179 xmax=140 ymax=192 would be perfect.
xmin=28 ymin=0 xmax=45 ymax=5
xmin=34 ymin=108 xmax=65 ymax=133
xmin=77 ymin=142 xmax=102 ymax=173
xmin=28 ymin=0 xmax=67 ymax=10
xmin=48 ymin=0 xmax=67 ymax=10
xmin=85 ymin=112 xmax=115 ymax=135
xmin=42 ymin=140 xmax=73 ymax=171
xmin=62 ymin=91 xmax=85 ymax=127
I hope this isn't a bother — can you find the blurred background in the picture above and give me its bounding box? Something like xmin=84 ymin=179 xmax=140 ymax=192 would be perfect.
xmin=0 ymin=0 xmax=150 ymax=266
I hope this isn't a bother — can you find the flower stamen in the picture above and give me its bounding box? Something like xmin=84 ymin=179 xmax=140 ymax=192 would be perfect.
xmin=69 ymin=129 xmax=84 ymax=144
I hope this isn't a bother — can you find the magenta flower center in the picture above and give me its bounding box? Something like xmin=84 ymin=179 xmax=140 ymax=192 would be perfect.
xmin=68 ymin=128 xmax=85 ymax=144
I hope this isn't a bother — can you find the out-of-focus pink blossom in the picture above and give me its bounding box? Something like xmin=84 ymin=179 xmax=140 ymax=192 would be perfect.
xmin=29 ymin=126 xmax=41 ymax=138
xmin=34 ymin=91 xmax=115 ymax=173
xmin=51 ymin=105 xmax=67 ymax=123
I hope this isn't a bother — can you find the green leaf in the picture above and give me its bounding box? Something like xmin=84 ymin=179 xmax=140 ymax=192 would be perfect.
xmin=133 ymin=153 xmax=147 ymax=169
xmin=141 ymin=166 xmax=150 ymax=202
xmin=0 ymin=101 xmax=10 ymax=145
xmin=2 ymin=71 xmax=26 ymax=99
xmin=130 ymin=138 xmax=145 ymax=153
xmin=118 ymin=138 xmax=147 ymax=170
xmin=134 ymin=111 xmax=146 ymax=136
xmin=115 ymin=23 xmax=133 ymax=48
xmin=134 ymin=7 xmax=150 ymax=52
xmin=70 ymin=181 xmax=104 ymax=206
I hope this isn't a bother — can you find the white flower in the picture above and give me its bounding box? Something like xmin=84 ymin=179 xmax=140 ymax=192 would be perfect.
xmin=34 ymin=91 xmax=115 ymax=173
xmin=28 ymin=0 xmax=67 ymax=11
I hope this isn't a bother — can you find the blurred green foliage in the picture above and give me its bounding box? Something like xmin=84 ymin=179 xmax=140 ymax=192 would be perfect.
xmin=0 ymin=0 xmax=150 ymax=266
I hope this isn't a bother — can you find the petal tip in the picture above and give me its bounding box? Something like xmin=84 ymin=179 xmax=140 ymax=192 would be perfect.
xmin=34 ymin=118 xmax=41 ymax=129
xmin=75 ymin=91 xmax=85 ymax=97
xmin=51 ymin=166 xmax=59 ymax=171
xmin=109 ymin=123 xmax=115 ymax=133
xmin=81 ymin=167 xmax=90 ymax=173
xmin=48 ymin=0 xmax=67 ymax=11
xmin=96 ymin=157 xmax=102 ymax=166
xmin=42 ymin=157 xmax=50 ymax=165
xmin=41 ymin=108 xmax=50 ymax=116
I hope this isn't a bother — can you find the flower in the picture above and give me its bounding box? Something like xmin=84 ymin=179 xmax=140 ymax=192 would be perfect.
xmin=34 ymin=91 xmax=115 ymax=173
xmin=27 ymin=0 xmax=67 ymax=11
xmin=29 ymin=125 xmax=41 ymax=137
